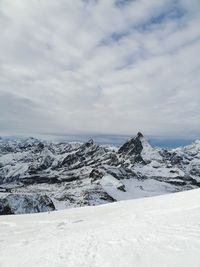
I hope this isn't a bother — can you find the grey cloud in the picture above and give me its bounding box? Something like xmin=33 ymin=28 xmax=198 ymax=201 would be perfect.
xmin=0 ymin=0 xmax=199 ymax=139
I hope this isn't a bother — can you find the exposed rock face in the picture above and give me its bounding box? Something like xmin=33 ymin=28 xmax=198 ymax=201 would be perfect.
xmin=89 ymin=169 xmax=104 ymax=182
xmin=0 ymin=134 xmax=200 ymax=215
xmin=118 ymin=132 xmax=144 ymax=156
xmin=0 ymin=201 xmax=13 ymax=215
xmin=0 ymin=194 xmax=55 ymax=215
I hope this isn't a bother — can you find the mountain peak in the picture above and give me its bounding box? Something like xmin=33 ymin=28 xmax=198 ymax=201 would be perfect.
xmin=118 ymin=133 xmax=144 ymax=156
xmin=137 ymin=132 xmax=144 ymax=138
xmin=87 ymin=139 xmax=94 ymax=145
xmin=81 ymin=139 xmax=94 ymax=148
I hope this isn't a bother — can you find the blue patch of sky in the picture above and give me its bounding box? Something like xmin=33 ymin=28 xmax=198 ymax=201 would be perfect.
xmin=149 ymin=138 xmax=194 ymax=148
xmin=99 ymin=31 xmax=130 ymax=46
xmin=132 ymin=4 xmax=187 ymax=32
xmin=100 ymin=1 xmax=186 ymax=47
xmin=115 ymin=0 xmax=134 ymax=8
xmin=99 ymin=2 xmax=187 ymax=69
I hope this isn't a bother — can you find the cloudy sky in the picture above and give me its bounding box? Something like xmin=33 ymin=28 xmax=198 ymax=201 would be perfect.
xmin=0 ymin=0 xmax=200 ymax=140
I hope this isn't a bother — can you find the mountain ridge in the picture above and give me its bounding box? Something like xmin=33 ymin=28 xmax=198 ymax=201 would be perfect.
xmin=0 ymin=132 xmax=200 ymax=214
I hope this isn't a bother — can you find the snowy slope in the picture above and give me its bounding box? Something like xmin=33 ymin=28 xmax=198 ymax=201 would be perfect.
xmin=0 ymin=189 xmax=200 ymax=267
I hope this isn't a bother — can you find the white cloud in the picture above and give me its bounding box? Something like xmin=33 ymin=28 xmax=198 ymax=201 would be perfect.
xmin=0 ymin=0 xmax=200 ymax=139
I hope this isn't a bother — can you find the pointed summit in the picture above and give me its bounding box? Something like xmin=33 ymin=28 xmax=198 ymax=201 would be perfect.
xmin=118 ymin=132 xmax=160 ymax=163
xmin=118 ymin=133 xmax=144 ymax=156
xmin=86 ymin=139 xmax=94 ymax=146
xmin=80 ymin=139 xmax=94 ymax=150
xmin=137 ymin=132 xmax=144 ymax=138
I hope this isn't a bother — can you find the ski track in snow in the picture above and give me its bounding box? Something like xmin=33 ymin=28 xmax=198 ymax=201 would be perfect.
xmin=0 ymin=189 xmax=200 ymax=267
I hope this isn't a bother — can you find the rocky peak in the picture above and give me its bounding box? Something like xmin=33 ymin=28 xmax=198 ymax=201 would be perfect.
xmin=85 ymin=139 xmax=94 ymax=146
xmin=118 ymin=132 xmax=144 ymax=156
xmin=137 ymin=132 xmax=144 ymax=138
xmin=79 ymin=139 xmax=95 ymax=152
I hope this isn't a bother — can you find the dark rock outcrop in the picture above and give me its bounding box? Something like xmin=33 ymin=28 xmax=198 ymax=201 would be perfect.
xmin=89 ymin=169 xmax=104 ymax=182
xmin=0 ymin=194 xmax=55 ymax=215
xmin=118 ymin=132 xmax=144 ymax=156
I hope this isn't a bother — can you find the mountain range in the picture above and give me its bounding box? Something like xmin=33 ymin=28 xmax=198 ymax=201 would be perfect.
xmin=0 ymin=132 xmax=200 ymax=215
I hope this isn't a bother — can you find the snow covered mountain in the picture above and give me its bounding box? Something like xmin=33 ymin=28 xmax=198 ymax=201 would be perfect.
xmin=0 ymin=133 xmax=200 ymax=214
xmin=0 ymin=189 xmax=200 ymax=267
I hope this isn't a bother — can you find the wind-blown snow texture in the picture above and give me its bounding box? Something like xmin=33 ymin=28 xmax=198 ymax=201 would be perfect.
xmin=0 ymin=189 xmax=200 ymax=267
xmin=0 ymin=133 xmax=200 ymax=214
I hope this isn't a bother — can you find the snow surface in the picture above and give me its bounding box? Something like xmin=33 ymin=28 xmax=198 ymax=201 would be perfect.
xmin=140 ymin=137 xmax=163 ymax=162
xmin=0 ymin=189 xmax=200 ymax=267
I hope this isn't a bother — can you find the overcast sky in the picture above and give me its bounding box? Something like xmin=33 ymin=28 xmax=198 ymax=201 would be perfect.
xmin=0 ymin=0 xmax=200 ymax=139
